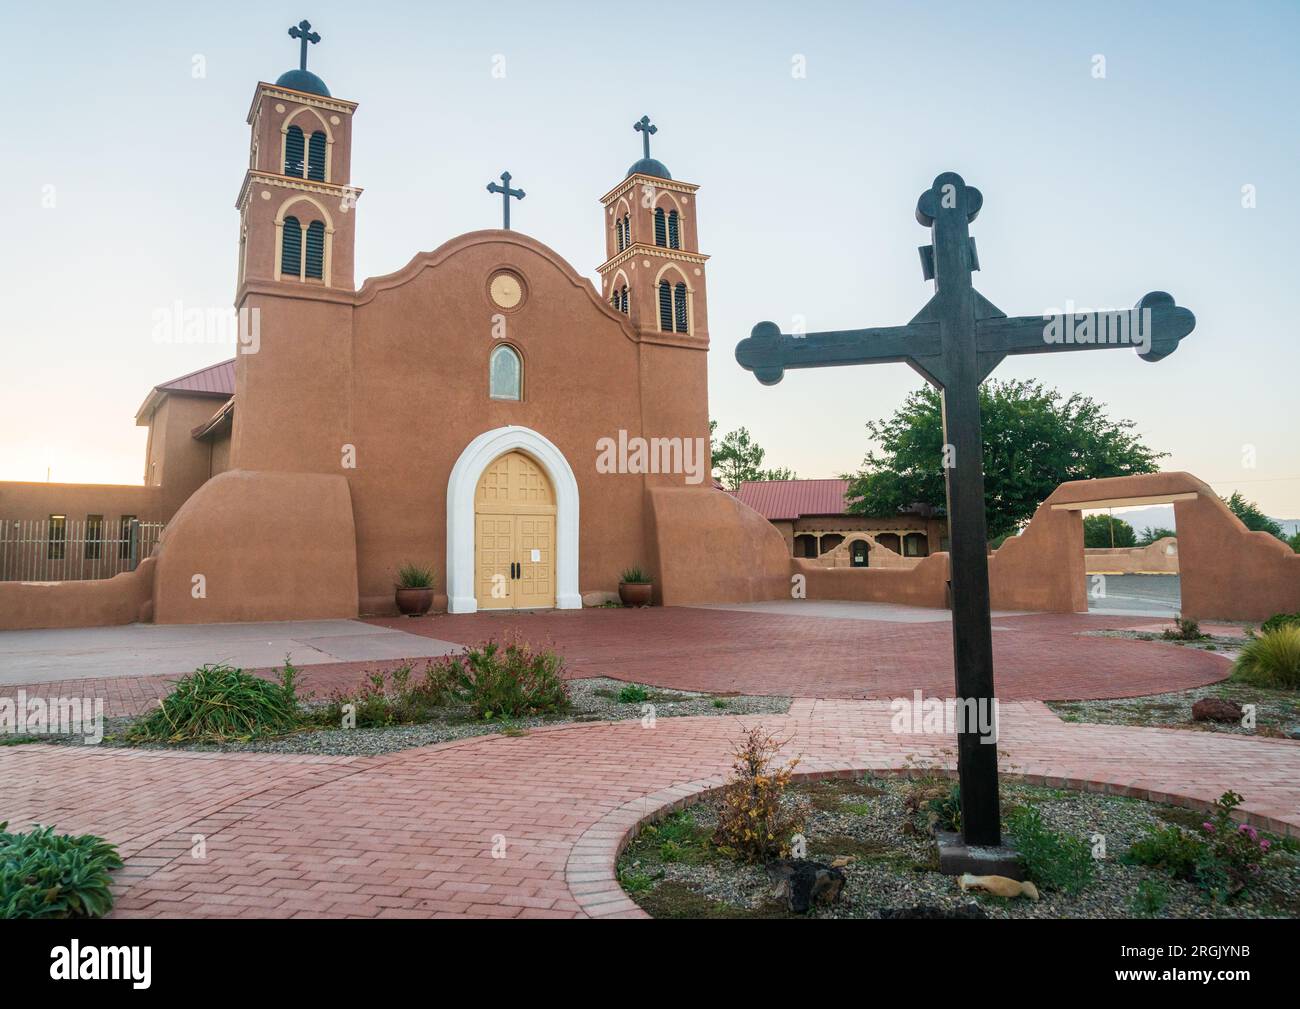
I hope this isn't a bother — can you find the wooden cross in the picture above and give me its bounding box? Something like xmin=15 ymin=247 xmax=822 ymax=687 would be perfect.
xmin=287 ymin=20 xmax=321 ymax=72
xmin=634 ymin=115 xmax=658 ymax=160
xmin=735 ymin=172 xmax=1195 ymax=846
xmin=485 ymin=172 xmax=525 ymax=230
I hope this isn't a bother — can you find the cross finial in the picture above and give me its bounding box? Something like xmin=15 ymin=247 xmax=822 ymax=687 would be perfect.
xmin=288 ymin=20 xmax=322 ymax=72
xmin=633 ymin=115 xmax=658 ymax=160
xmin=485 ymin=171 xmax=526 ymax=229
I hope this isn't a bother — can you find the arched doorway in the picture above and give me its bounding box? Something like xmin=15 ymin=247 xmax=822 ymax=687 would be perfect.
xmin=474 ymin=451 xmax=556 ymax=610
xmin=849 ymin=539 xmax=869 ymax=567
xmin=446 ymin=426 xmax=581 ymax=613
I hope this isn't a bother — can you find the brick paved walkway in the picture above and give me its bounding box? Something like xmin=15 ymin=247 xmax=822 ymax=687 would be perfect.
xmin=3 ymin=701 xmax=1296 ymax=918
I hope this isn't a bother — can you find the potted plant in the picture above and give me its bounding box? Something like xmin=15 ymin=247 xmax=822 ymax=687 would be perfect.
xmin=395 ymin=562 xmax=436 ymax=616
xmin=618 ymin=566 xmax=653 ymax=607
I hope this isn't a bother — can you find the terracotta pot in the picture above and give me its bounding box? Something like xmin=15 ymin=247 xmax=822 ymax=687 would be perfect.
xmin=618 ymin=582 xmax=653 ymax=607
xmin=395 ymin=586 xmax=434 ymax=616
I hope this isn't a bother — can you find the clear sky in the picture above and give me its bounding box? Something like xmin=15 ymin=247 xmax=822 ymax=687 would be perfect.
xmin=2 ymin=1 xmax=1297 ymax=515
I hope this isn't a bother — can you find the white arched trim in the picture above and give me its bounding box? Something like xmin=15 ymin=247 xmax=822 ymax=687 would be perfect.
xmin=446 ymin=425 xmax=581 ymax=614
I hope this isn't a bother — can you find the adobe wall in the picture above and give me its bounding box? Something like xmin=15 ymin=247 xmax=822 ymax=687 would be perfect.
xmin=0 ymin=557 xmax=155 ymax=631
xmin=1085 ymin=537 xmax=1179 ymax=575
xmin=816 ymin=534 xmax=924 ymax=570
xmin=989 ymin=498 xmax=1088 ymax=612
xmin=151 ymin=470 xmax=358 ymax=624
xmin=0 ymin=481 xmax=162 ymax=527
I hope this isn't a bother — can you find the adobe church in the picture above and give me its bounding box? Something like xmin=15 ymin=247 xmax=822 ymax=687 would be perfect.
xmin=4 ymin=25 xmax=1291 ymax=628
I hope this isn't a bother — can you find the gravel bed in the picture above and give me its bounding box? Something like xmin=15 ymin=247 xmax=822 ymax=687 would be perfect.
xmin=18 ymin=677 xmax=790 ymax=757
xmin=618 ymin=776 xmax=1300 ymax=919
xmin=1048 ymin=682 xmax=1300 ymax=738
xmin=1082 ymin=627 xmax=1243 ymax=656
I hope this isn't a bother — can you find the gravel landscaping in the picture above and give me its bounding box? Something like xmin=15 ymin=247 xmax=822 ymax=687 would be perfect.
xmin=617 ymin=775 xmax=1300 ymax=919
xmin=23 ymin=677 xmax=790 ymax=756
xmin=1048 ymin=682 xmax=1300 ymax=738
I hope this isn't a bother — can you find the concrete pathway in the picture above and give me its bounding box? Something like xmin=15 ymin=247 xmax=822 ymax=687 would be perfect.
xmin=3 ymin=700 xmax=1296 ymax=918
xmin=0 ymin=619 xmax=462 ymax=686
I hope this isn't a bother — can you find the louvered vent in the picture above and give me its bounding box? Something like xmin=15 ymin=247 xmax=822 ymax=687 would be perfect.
xmin=284 ymin=126 xmax=305 ymax=177
xmin=674 ymin=282 xmax=688 ymax=332
xmin=282 ymin=216 xmax=303 ymax=277
xmin=308 ymin=131 xmax=327 ymax=181
xmin=620 ymin=286 xmax=629 ymax=314
xmin=658 ymin=281 xmax=672 ymax=330
xmin=305 ymin=220 xmax=325 ymax=279
xmin=653 ymin=207 xmax=667 ymax=247
xmin=668 ymin=210 xmax=680 ymax=250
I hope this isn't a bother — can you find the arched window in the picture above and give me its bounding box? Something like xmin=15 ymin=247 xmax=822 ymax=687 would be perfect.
xmin=282 ymin=216 xmax=302 ymax=276
xmin=615 ymin=217 xmax=627 ymax=252
xmin=653 ymin=207 xmax=667 ymax=247
xmin=667 ymin=210 xmax=681 ymax=249
xmin=305 ymin=221 xmax=325 ymax=279
xmin=619 ymin=285 xmax=628 ymax=315
xmin=307 ymin=131 xmax=327 ymax=181
xmin=489 ymin=344 xmax=522 ymax=400
xmin=658 ymin=280 xmax=672 ymax=330
xmin=623 ymin=213 xmax=630 ymax=246
xmin=673 ymin=282 xmax=688 ymax=333
xmin=284 ymin=125 xmax=305 ymax=177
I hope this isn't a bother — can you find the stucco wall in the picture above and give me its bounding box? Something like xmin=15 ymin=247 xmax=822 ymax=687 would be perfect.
xmin=0 ymin=558 xmax=155 ymax=631
xmin=152 ymin=469 xmax=358 ymax=624
xmin=1085 ymin=537 xmax=1179 ymax=574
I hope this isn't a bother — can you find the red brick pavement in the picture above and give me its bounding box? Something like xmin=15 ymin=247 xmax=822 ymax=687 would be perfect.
xmin=3 ymin=701 xmax=1296 ymax=918
xmin=3 ymin=608 xmax=1228 ymax=719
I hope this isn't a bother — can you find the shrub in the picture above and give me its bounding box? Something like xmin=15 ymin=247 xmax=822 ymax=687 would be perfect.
xmin=1123 ymin=792 xmax=1274 ymax=902
xmin=1231 ymin=626 xmax=1300 ymax=689
xmin=926 ymin=784 xmax=963 ymax=834
xmin=1 ymin=822 xmax=123 ymax=919
xmin=313 ymin=660 xmax=454 ymax=728
xmin=1162 ymin=616 xmax=1206 ymax=641
xmin=1260 ymin=611 xmax=1300 ymax=634
xmin=396 ymin=562 xmax=435 ymax=589
xmin=616 ymin=683 xmax=650 ymax=704
xmin=712 ymin=725 xmax=804 ymax=863
xmin=619 ymin=566 xmax=650 ymax=584
xmin=443 ymin=638 xmax=569 ymax=719
xmin=1005 ymin=806 xmax=1094 ymax=895
xmin=126 ymin=662 xmax=301 ymax=742
xmin=1131 ymin=878 xmax=1169 ymax=916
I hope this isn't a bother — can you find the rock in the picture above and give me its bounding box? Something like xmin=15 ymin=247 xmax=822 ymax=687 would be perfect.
xmin=879 ymin=904 xmax=988 ymax=919
xmin=766 ymin=859 xmax=847 ymax=913
xmin=1192 ymin=697 xmax=1243 ymax=723
xmin=829 ymin=855 xmax=855 ymax=869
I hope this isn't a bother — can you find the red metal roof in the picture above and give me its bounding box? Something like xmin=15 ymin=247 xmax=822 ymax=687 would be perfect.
xmin=734 ymin=479 xmax=854 ymax=520
xmin=157 ymin=359 xmax=236 ymax=396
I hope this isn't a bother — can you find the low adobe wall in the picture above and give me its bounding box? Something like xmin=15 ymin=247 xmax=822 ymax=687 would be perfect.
xmin=152 ymin=470 xmax=359 ymax=624
xmin=1085 ymin=537 xmax=1179 ymax=575
xmin=0 ymin=557 xmax=155 ymax=631
xmin=816 ymin=534 xmax=923 ymax=570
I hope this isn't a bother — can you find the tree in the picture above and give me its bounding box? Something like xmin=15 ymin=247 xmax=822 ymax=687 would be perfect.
xmin=710 ymin=424 xmax=795 ymax=491
xmin=1083 ymin=514 xmax=1136 ymax=548
xmin=1136 ymin=526 xmax=1177 ymax=546
xmin=1222 ymin=491 xmax=1285 ymax=539
xmin=845 ymin=380 xmax=1166 ymax=540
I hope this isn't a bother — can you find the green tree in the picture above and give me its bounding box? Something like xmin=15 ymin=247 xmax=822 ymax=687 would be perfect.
xmin=1137 ymin=526 xmax=1177 ymax=546
xmin=1221 ymin=491 xmax=1285 ymax=539
xmin=1083 ymin=514 xmax=1136 ymax=548
xmin=845 ymin=380 xmax=1165 ymax=540
xmin=710 ymin=425 xmax=794 ymax=491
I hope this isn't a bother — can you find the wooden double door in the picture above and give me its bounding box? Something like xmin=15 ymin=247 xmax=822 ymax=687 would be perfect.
xmin=474 ymin=452 xmax=556 ymax=609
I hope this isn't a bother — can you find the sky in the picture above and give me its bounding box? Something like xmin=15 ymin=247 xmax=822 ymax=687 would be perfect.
xmin=2 ymin=0 xmax=1297 ymax=516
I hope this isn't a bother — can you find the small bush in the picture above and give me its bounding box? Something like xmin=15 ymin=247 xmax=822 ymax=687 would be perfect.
xmin=1131 ymin=878 xmax=1170 ymax=917
xmin=126 ymin=663 xmax=301 ymax=742
xmin=443 ymin=637 xmax=569 ymax=719
xmin=313 ymin=660 xmax=454 ymax=728
xmin=712 ymin=726 xmax=804 ymax=863
xmin=396 ymin=563 xmax=435 ymax=589
xmin=1 ymin=822 xmax=123 ymax=919
xmin=1232 ymin=626 xmax=1300 ymax=689
xmin=1162 ymin=616 xmax=1206 ymax=641
xmin=1260 ymin=611 xmax=1300 ymax=635
xmin=926 ymin=784 xmax=963 ymax=834
xmin=619 ymin=566 xmax=650 ymax=584
xmin=1005 ymin=806 xmax=1094 ymax=895
xmin=617 ymin=683 xmax=650 ymax=704
xmin=1123 ymin=825 xmax=1203 ymax=881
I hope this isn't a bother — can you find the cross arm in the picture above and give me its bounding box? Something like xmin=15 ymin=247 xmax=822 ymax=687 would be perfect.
xmin=976 ymin=291 xmax=1195 ymax=363
xmin=735 ymin=320 xmax=940 ymax=386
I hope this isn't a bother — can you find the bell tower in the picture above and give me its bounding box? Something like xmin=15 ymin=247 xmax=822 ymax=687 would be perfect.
xmin=235 ymin=20 xmax=362 ymax=295
xmin=597 ymin=116 xmax=709 ymax=344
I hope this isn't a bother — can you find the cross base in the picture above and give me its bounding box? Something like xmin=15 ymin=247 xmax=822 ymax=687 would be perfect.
xmin=934 ymin=830 xmax=1024 ymax=880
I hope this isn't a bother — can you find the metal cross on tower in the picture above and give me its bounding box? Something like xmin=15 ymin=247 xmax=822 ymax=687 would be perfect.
xmin=735 ymin=171 xmax=1196 ymax=847
xmin=287 ymin=20 xmax=321 ymax=72
xmin=486 ymin=172 xmax=526 ymax=230
xmin=633 ymin=115 xmax=658 ymax=159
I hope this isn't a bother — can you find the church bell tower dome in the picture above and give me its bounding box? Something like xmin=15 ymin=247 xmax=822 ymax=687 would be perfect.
xmin=276 ymin=20 xmax=330 ymax=95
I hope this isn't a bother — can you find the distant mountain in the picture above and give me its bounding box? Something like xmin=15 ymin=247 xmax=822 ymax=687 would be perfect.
xmin=1105 ymin=504 xmax=1298 ymax=537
